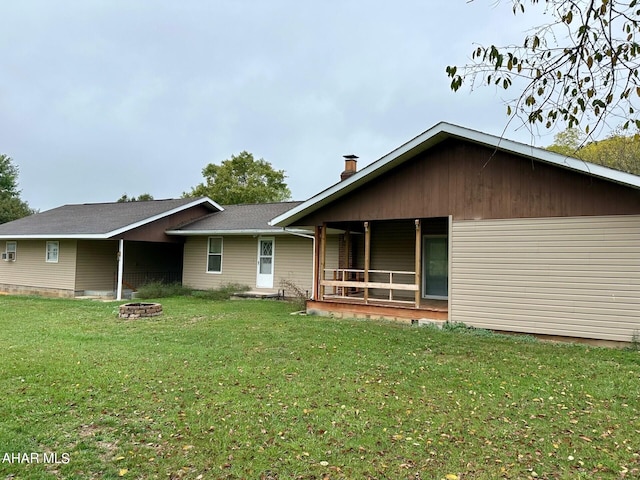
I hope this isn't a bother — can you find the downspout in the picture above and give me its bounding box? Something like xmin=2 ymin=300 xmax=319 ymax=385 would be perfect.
xmin=116 ymin=239 xmax=124 ymax=301
xmin=282 ymin=228 xmax=316 ymax=300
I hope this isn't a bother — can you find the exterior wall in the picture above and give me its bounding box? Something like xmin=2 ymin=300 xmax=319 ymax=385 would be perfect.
xmin=182 ymin=234 xmax=316 ymax=294
xmin=75 ymin=240 xmax=118 ymax=291
xmin=119 ymin=204 xmax=212 ymax=243
xmin=297 ymin=139 xmax=640 ymax=226
xmin=273 ymin=235 xmax=315 ymax=296
xmin=450 ymin=215 xmax=640 ymax=342
xmin=369 ymin=221 xmax=415 ymax=300
xmin=0 ymin=239 xmax=77 ymax=296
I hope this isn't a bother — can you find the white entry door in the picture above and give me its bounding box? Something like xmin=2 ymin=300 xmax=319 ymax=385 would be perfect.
xmin=256 ymin=237 xmax=275 ymax=288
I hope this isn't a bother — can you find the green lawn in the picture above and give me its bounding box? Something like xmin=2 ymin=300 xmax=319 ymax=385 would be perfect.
xmin=0 ymin=295 xmax=639 ymax=479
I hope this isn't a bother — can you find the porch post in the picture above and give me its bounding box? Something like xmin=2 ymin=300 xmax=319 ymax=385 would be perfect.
xmin=319 ymin=224 xmax=327 ymax=300
xmin=313 ymin=226 xmax=321 ymax=300
xmin=415 ymin=219 xmax=421 ymax=307
xmin=116 ymin=239 xmax=124 ymax=301
xmin=344 ymin=229 xmax=351 ymax=270
xmin=343 ymin=230 xmax=351 ymax=297
xmin=364 ymin=221 xmax=370 ymax=303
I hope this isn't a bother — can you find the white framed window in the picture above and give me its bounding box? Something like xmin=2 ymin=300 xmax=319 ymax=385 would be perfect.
xmin=46 ymin=241 xmax=59 ymax=263
xmin=207 ymin=237 xmax=223 ymax=273
xmin=4 ymin=241 xmax=16 ymax=261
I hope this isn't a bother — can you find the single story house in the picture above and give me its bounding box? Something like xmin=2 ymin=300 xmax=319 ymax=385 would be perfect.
xmin=272 ymin=122 xmax=640 ymax=344
xmin=0 ymin=198 xmax=327 ymax=299
xmin=0 ymin=198 xmax=220 ymax=298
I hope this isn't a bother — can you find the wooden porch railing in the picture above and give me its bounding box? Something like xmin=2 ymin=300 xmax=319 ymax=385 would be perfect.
xmin=322 ymin=268 xmax=419 ymax=306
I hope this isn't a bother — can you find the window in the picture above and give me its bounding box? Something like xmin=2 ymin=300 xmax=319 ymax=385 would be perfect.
xmin=4 ymin=241 xmax=16 ymax=261
xmin=46 ymin=241 xmax=59 ymax=263
xmin=207 ymin=237 xmax=223 ymax=273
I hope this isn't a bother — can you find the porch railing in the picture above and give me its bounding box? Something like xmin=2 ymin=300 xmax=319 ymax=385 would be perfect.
xmin=322 ymin=268 xmax=419 ymax=306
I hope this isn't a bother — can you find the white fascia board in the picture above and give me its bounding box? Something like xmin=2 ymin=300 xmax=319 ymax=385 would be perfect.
xmin=271 ymin=121 xmax=640 ymax=227
xmin=104 ymin=197 xmax=223 ymax=238
xmin=166 ymin=229 xmax=292 ymax=236
xmin=270 ymin=122 xmax=454 ymax=226
xmin=452 ymin=123 xmax=640 ymax=188
xmin=0 ymin=199 xmax=224 ymax=240
xmin=0 ymin=234 xmax=113 ymax=240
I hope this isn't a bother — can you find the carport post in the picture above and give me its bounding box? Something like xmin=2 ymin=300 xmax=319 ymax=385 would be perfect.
xmin=116 ymin=239 xmax=124 ymax=301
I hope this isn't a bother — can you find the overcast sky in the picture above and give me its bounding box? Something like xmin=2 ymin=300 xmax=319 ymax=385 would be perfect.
xmin=1 ymin=1 xmax=559 ymax=212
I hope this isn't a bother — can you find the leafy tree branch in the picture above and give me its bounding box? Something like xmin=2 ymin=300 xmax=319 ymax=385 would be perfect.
xmin=446 ymin=0 xmax=640 ymax=136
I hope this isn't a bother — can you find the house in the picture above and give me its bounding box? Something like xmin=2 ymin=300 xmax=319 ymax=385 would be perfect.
xmin=0 ymin=197 xmax=323 ymax=300
xmin=272 ymin=122 xmax=640 ymax=344
xmin=167 ymin=202 xmax=333 ymax=297
xmin=0 ymin=198 xmax=221 ymax=299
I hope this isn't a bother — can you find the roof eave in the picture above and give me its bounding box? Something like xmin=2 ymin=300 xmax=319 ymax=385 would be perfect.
xmin=166 ymin=228 xmax=292 ymax=236
xmin=271 ymin=122 xmax=640 ymax=227
xmin=103 ymin=197 xmax=223 ymax=238
xmin=0 ymin=234 xmax=112 ymax=240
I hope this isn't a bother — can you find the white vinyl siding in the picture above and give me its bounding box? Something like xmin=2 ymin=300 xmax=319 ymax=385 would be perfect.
xmin=450 ymin=215 xmax=640 ymax=342
xmin=183 ymin=234 xmax=317 ymax=293
xmin=75 ymin=240 xmax=118 ymax=291
xmin=0 ymin=239 xmax=77 ymax=291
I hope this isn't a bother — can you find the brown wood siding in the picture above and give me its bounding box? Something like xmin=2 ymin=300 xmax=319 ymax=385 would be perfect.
xmin=295 ymin=139 xmax=640 ymax=225
xmin=75 ymin=240 xmax=118 ymax=291
xmin=118 ymin=204 xmax=213 ymax=242
xmin=0 ymin=239 xmax=77 ymax=291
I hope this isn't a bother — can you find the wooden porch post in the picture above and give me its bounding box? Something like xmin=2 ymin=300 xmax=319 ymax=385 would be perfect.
xmin=415 ymin=219 xmax=421 ymax=307
xmin=344 ymin=230 xmax=351 ymax=269
xmin=364 ymin=221 xmax=370 ymax=303
xmin=319 ymin=224 xmax=327 ymax=300
xmin=343 ymin=230 xmax=351 ymax=296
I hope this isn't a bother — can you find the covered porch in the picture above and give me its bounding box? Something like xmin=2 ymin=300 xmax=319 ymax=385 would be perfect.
xmin=75 ymin=239 xmax=183 ymax=299
xmin=314 ymin=217 xmax=450 ymax=321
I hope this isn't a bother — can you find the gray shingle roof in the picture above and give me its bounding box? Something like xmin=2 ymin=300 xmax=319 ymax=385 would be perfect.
xmin=171 ymin=202 xmax=303 ymax=233
xmin=0 ymin=198 xmax=219 ymax=238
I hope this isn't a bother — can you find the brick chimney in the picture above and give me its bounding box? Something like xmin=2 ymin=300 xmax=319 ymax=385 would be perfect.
xmin=340 ymin=154 xmax=358 ymax=181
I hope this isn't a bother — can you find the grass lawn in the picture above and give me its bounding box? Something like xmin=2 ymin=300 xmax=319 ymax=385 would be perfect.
xmin=0 ymin=296 xmax=639 ymax=479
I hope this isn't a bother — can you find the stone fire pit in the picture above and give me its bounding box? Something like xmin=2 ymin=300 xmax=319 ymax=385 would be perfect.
xmin=118 ymin=302 xmax=163 ymax=319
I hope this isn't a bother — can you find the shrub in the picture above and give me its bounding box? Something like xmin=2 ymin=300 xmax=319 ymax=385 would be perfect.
xmin=279 ymin=279 xmax=309 ymax=311
xmin=135 ymin=281 xmax=192 ymax=299
xmin=192 ymin=283 xmax=250 ymax=300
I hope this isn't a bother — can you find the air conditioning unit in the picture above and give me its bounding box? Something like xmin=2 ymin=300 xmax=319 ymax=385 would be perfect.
xmin=2 ymin=252 xmax=15 ymax=261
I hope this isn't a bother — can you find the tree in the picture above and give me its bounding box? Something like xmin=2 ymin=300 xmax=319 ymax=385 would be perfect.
xmin=185 ymin=151 xmax=292 ymax=204
xmin=0 ymin=154 xmax=33 ymax=224
xmin=547 ymin=127 xmax=640 ymax=174
xmin=446 ymin=1 xmax=640 ymax=136
xmin=117 ymin=193 xmax=154 ymax=202
xmin=546 ymin=127 xmax=585 ymax=155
